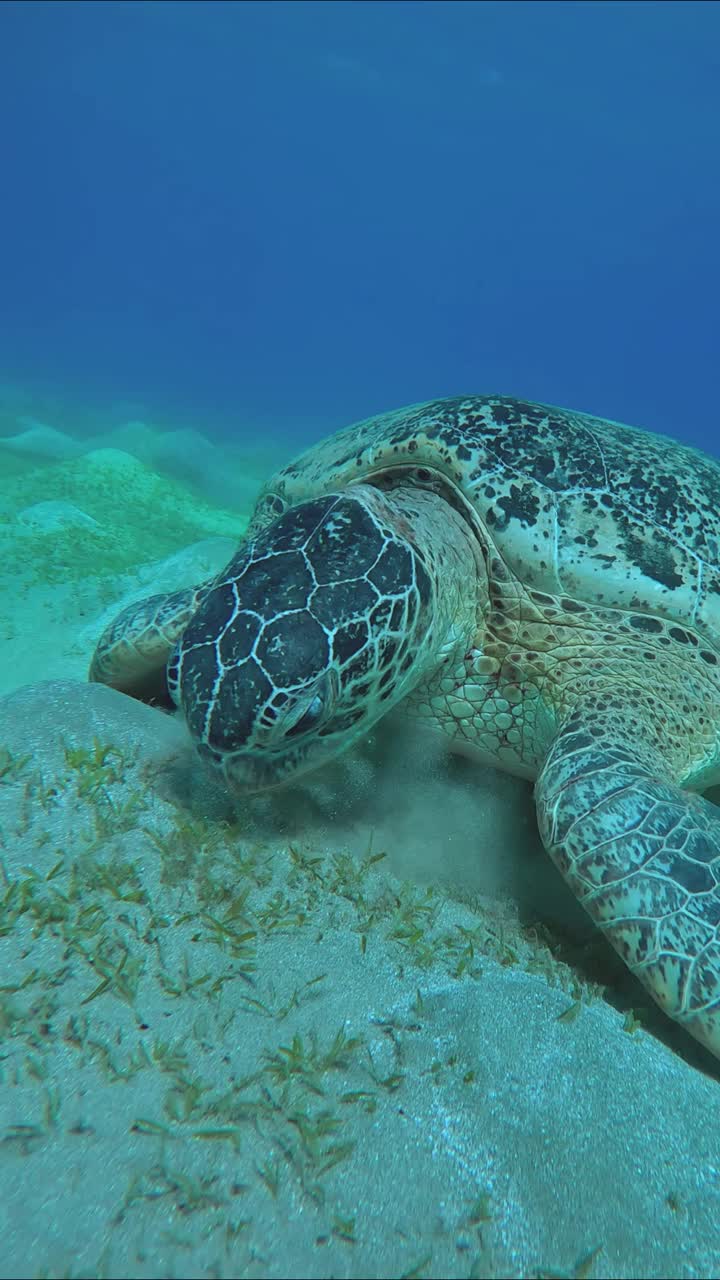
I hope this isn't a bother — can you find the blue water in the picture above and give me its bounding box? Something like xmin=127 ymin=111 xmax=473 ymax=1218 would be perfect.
xmin=1 ymin=0 xmax=719 ymax=450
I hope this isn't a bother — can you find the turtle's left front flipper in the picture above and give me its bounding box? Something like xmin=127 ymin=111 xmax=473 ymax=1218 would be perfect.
xmin=89 ymin=583 xmax=209 ymax=706
xmin=535 ymin=706 xmax=720 ymax=1059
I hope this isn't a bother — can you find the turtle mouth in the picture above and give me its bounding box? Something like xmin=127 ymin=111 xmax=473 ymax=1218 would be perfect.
xmin=196 ymin=737 xmax=333 ymax=793
xmin=189 ymin=668 xmax=342 ymax=792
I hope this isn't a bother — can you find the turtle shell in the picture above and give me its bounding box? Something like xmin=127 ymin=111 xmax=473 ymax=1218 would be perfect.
xmin=257 ymin=395 xmax=720 ymax=645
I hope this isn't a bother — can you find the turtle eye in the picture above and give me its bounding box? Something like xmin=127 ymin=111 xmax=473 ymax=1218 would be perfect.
xmin=284 ymin=693 xmax=325 ymax=739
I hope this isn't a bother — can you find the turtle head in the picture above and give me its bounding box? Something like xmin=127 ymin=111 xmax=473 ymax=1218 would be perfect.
xmin=172 ymin=484 xmax=467 ymax=791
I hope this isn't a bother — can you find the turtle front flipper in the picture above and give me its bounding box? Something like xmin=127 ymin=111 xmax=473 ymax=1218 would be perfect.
xmin=89 ymin=585 xmax=208 ymax=708
xmin=535 ymin=703 xmax=720 ymax=1059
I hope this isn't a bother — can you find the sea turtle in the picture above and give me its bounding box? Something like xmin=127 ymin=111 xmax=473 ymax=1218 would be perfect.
xmin=90 ymin=395 xmax=720 ymax=1060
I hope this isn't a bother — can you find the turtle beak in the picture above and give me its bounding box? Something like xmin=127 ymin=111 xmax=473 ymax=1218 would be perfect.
xmin=199 ymin=738 xmax=322 ymax=793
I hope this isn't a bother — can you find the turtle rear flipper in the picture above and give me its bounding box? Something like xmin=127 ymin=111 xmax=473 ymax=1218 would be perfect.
xmin=89 ymin=585 xmax=207 ymax=709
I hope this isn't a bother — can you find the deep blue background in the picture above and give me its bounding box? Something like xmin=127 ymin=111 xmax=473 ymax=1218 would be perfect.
xmin=1 ymin=0 xmax=718 ymax=448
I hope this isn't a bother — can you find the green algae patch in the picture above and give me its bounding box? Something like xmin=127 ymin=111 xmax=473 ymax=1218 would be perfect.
xmin=0 ymin=448 xmax=245 ymax=586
